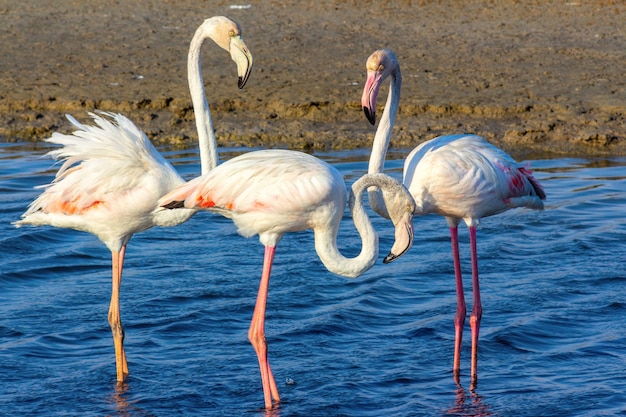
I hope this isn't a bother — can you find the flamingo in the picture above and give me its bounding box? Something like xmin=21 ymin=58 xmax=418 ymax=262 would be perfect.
xmin=158 ymin=149 xmax=416 ymax=410
xmin=14 ymin=16 xmax=253 ymax=383
xmin=361 ymin=49 xmax=546 ymax=387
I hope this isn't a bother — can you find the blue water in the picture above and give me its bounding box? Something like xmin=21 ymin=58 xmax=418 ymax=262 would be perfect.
xmin=1 ymin=142 xmax=625 ymax=416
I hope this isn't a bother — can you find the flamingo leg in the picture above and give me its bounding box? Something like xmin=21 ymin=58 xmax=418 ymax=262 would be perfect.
xmin=248 ymin=245 xmax=280 ymax=410
xmin=450 ymin=226 xmax=466 ymax=384
xmin=109 ymin=245 xmax=129 ymax=383
xmin=468 ymin=226 xmax=482 ymax=390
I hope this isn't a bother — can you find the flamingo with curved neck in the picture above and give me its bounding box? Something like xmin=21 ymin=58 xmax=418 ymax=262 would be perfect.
xmin=159 ymin=149 xmax=416 ymax=409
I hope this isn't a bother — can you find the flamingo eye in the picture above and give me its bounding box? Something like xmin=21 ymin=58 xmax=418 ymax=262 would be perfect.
xmin=378 ymin=64 xmax=385 ymax=72
xmin=229 ymin=30 xmax=236 ymax=37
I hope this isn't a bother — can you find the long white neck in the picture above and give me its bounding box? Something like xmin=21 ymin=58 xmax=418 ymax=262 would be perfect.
xmin=188 ymin=30 xmax=218 ymax=175
xmin=313 ymin=174 xmax=382 ymax=278
xmin=368 ymin=68 xmax=401 ymax=219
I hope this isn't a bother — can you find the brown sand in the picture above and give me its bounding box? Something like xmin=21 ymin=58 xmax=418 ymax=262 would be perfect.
xmin=1 ymin=0 xmax=624 ymax=159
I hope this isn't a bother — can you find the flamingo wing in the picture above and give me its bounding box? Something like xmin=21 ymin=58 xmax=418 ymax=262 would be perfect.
xmin=404 ymin=135 xmax=545 ymax=221
xmin=17 ymin=112 xmax=185 ymax=247
xmin=160 ymin=149 xmax=346 ymax=238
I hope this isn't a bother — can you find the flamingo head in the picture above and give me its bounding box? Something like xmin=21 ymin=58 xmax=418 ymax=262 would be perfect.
xmin=383 ymin=202 xmax=415 ymax=264
xmin=200 ymin=16 xmax=253 ymax=89
xmin=361 ymin=49 xmax=399 ymax=125
xmin=370 ymin=173 xmax=415 ymax=263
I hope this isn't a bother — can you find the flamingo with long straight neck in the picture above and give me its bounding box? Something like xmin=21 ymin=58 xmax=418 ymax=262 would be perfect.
xmin=362 ymin=48 xmax=546 ymax=389
xmin=159 ymin=149 xmax=416 ymax=409
xmin=188 ymin=16 xmax=253 ymax=174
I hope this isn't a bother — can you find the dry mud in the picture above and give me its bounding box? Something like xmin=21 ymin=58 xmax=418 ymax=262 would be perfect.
xmin=1 ymin=0 xmax=624 ymax=159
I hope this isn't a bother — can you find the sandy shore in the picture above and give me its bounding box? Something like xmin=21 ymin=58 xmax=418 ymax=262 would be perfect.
xmin=1 ymin=0 xmax=624 ymax=158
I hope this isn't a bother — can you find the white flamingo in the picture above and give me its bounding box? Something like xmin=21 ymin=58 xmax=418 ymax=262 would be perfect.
xmin=361 ymin=48 xmax=546 ymax=387
xmin=14 ymin=16 xmax=253 ymax=383
xmin=158 ymin=149 xmax=416 ymax=410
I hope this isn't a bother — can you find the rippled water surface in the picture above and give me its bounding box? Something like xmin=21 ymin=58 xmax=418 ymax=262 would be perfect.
xmin=1 ymin=142 xmax=625 ymax=416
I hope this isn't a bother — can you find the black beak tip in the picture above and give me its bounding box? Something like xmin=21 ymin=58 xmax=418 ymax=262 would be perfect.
xmin=162 ymin=200 xmax=185 ymax=210
xmin=238 ymin=76 xmax=246 ymax=90
xmin=383 ymin=252 xmax=398 ymax=264
xmin=363 ymin=107 xmax=376 ymax=125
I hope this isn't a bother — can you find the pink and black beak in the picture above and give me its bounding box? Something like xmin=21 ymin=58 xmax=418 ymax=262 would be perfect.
xmin=230 ymin=35 xmax=253 ymax=90
xmin=362 ymin=69 xmax=384 ymax=125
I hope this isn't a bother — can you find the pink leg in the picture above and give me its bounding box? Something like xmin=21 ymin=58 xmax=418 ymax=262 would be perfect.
xmin=468 ymin=226 xmax=482 ymax=390
xmin=109 ymin=245 xmax=129 ymax=383
xmin=450 ymin=226 xmax=466 ymax=384
xmin=248 ymin=246 xmax=280 ymax=410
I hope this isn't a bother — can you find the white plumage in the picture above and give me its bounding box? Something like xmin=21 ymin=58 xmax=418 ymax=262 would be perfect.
xmin=17 ymin=113 xmax=190 ymax=250
xmin=361 ymin=48 xmax=546 ymax=388
xmin=403 ymin=133 xmax=545 ymax=226
xmin=162 ymin=150 xmax=342 ymax=242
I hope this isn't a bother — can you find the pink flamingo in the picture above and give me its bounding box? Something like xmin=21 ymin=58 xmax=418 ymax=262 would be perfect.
xmin=361 ymin=49 xmax=546 ymax=387
xmin=14 ymin=16 xmax=253 ymax=383
xmin=159 ymin=149 xmax=416 ymax=410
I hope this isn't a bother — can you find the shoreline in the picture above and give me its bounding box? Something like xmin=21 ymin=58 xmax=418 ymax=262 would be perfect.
xmin=1 ymin=0 xmax=624 ymax=158
xmin=2 ymin=97 xmax=622 ymax=159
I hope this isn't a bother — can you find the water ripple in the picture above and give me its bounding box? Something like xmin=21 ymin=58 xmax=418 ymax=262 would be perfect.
xmin=1 ymin=147 xmax=625 ymax=416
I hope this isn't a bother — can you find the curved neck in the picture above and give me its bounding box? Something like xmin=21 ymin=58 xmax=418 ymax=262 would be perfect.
xmin=188 ymin=30 xmax=218 ymax=175
xmin=313 ymin=175 xmax=380 ymax=278
xmin=368 ymin=67 xmax=401 ymax=218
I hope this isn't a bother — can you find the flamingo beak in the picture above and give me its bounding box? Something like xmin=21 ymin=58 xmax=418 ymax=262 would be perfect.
xmin=383 ymin=212 xmax=414 ymax=263
xmin=230 ymin=36 xmax=253 ymax=89
xmin=363 ymin=106 xmax=376 ymax=126
xmin=362 ymin=69 xmax=383 ymax=125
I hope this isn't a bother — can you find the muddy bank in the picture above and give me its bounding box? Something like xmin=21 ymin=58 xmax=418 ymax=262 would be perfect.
xmin=1 ymin=0 xmax=624 ymax=159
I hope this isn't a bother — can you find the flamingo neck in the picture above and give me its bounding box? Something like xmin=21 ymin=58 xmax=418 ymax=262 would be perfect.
xmin=368 ymin=67 xmax=401 ymax=219
xmin=313 ymin=174 xmax=380 ymax=278
xmin=188 ymin=30 xmax=218 ymax=175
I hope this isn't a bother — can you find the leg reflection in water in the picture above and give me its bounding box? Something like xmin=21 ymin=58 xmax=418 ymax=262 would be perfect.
xmin=446 ymin=385 xmax=493 ymax=417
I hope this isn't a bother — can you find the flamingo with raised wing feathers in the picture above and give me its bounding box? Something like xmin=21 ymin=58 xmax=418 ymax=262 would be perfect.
xmin=159 ymin=149 xmax=416 ymax=410
xmin=14 ymin=16 xmax=253 ymax=383
xmin=361 ymin=48 xmax=546 ymax=387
